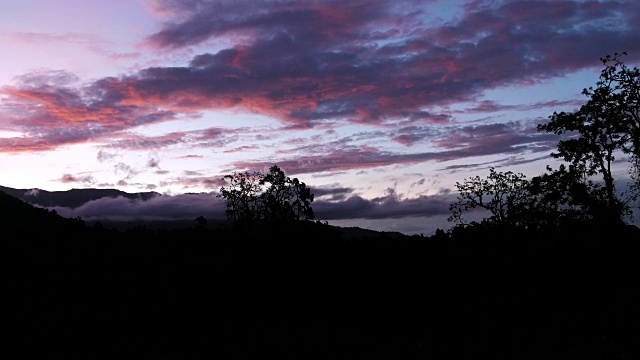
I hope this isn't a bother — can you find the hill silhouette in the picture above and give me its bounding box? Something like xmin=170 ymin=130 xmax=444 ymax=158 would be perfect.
xmin=0 ymin=185 xmax=407 ymax=238
xmin=3 ymin=190 xmax=638 ymax=359
xmin=0 ymin=185 xmax=160 ymax=208
xmin=1 ymin=188 xmax=65 ymax=226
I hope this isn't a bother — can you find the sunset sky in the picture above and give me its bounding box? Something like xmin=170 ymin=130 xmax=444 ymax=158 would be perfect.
xmin=1 ymin=0 xmax=639 ymax=235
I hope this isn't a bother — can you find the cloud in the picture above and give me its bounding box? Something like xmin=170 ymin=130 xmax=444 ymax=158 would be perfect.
xmin=96 ymin=126 xmax=235 ymax=152
xmin=97 ymin=149 xmax=118 ymax=162
xmin=0 ymin=69 xmax=177 ymax=152
xmin=25 ymin=188 xmax=40 ymax=196
xmin=161 ymin=175 xmax=228 ymax=191
xmin=231 ymin=119 xmax=558 ymax=176
xmin=137 ymin=0 xmax=640 ymax=129
xmin=11 ymin=69 xmax=81 ymax=88
xmin=311 ymin=185 xmax=355 ymax=200
xmin=47 ymin=187 xmax=452 ymax=225
xmin=147 ymin=156 xmax=161 ymax=168
xmin=3 ymin=32 xmax=139 ymax=61
xmin=1 ymin=0 xmax=639 ymax=177
xmin=313 ymin=192 xmax=452 ymax=220
xmin=114 ymin=163 xmax=139 ymax=179
xmin=60 ymin=173 xmax=95 ymax=185
xmin=51 ymin=192 xmax=225 ymax=222
xmin=146 ymin=0 xmax=415 ymax=49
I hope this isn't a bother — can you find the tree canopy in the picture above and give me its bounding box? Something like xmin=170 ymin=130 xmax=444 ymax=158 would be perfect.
xmin=217 ymin=165 xmax=315 ymax=230
xmin=450 ymin=52 xmax=639 ymax=231
xmin=538 ymin=52 xmax=639 ymax=219
xmin=448 ymin=167 xmax=530 ymax=228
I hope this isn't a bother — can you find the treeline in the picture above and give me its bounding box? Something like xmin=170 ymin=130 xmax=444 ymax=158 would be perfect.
xmin=3 ymin=188 xmax=639 ymax=359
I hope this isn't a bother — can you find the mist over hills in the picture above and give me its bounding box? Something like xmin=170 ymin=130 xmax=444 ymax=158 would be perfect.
xmin=0 ymin=185 xmax=408 ymax=238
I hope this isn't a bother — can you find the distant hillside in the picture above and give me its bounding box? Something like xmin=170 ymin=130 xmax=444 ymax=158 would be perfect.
xmin=0 ymin=188 xmax=410 ymax=238
xmin=0 ymin=190 xmax=87 ymax=234
xmin=333 ymin=226 xmax=408 ymax=239
xmin=0 ymin=185 xmax=160 ymax=208
xmin=0 ymin=190 xmax=60 ymax=226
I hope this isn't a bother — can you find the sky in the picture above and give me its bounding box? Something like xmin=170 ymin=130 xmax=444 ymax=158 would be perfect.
xmin=1 ymin=0 xmax=639 ymax=236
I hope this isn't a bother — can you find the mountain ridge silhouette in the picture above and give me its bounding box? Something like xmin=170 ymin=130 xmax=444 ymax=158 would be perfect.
xmin=0 ymin=184 xmax=160 ymax=209
xmin=0 ymin=186 xmax=409 ymax=238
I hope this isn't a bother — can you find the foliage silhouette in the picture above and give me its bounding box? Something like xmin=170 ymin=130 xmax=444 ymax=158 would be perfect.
xmin=217 ymin=165 xmax=315 ymax=230
xmin=527 ymin=164 xmax=612 ymax=226
xmin=450 ymin=53 xmax=639 ymax=231
xmin=448 ymin=167 xmax=531 ymax=228
xmin=538 ymin=52 xmax=639 ymax=220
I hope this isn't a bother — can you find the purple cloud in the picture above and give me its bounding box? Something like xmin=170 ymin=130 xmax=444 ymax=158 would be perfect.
xmin=1 ymin=0 xmax=638 ymax=180
xmin=231 ymin=119 xmax=558 ymax=176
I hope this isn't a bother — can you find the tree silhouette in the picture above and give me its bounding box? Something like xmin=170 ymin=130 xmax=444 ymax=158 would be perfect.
xmin=528 ymin=164 xmax=610 ymax=225
xmin=537 ymin=52 xmax=639 ymax=220
xmin=217 ymin=169 xmax=264 ymax=229
xmin=448 ymin=53 xmax=639 ymax=231
xmin=597 ymin=53 xmax=640 ymax=195
xmin=260 ymin=165 xmax=315 ymax=222
xmin=448 ymin=167 xmax=530 ymax=228
xmin=217 ymin=165 xmax=315 ymax=230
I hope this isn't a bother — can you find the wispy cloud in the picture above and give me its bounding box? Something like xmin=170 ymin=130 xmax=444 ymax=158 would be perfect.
xmin=2 ymin=31 xmax=140 ymax=61
xmin=230 ymin=119 xmax=557 ymax=175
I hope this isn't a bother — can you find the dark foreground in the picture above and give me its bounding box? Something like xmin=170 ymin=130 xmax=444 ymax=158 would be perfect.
xmin=3 ymin=192 xmax=639 ymax=359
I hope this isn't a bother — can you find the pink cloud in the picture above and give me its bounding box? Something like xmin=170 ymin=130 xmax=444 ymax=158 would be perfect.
xmin=1 ymin=0 xmax=638 ymax=176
